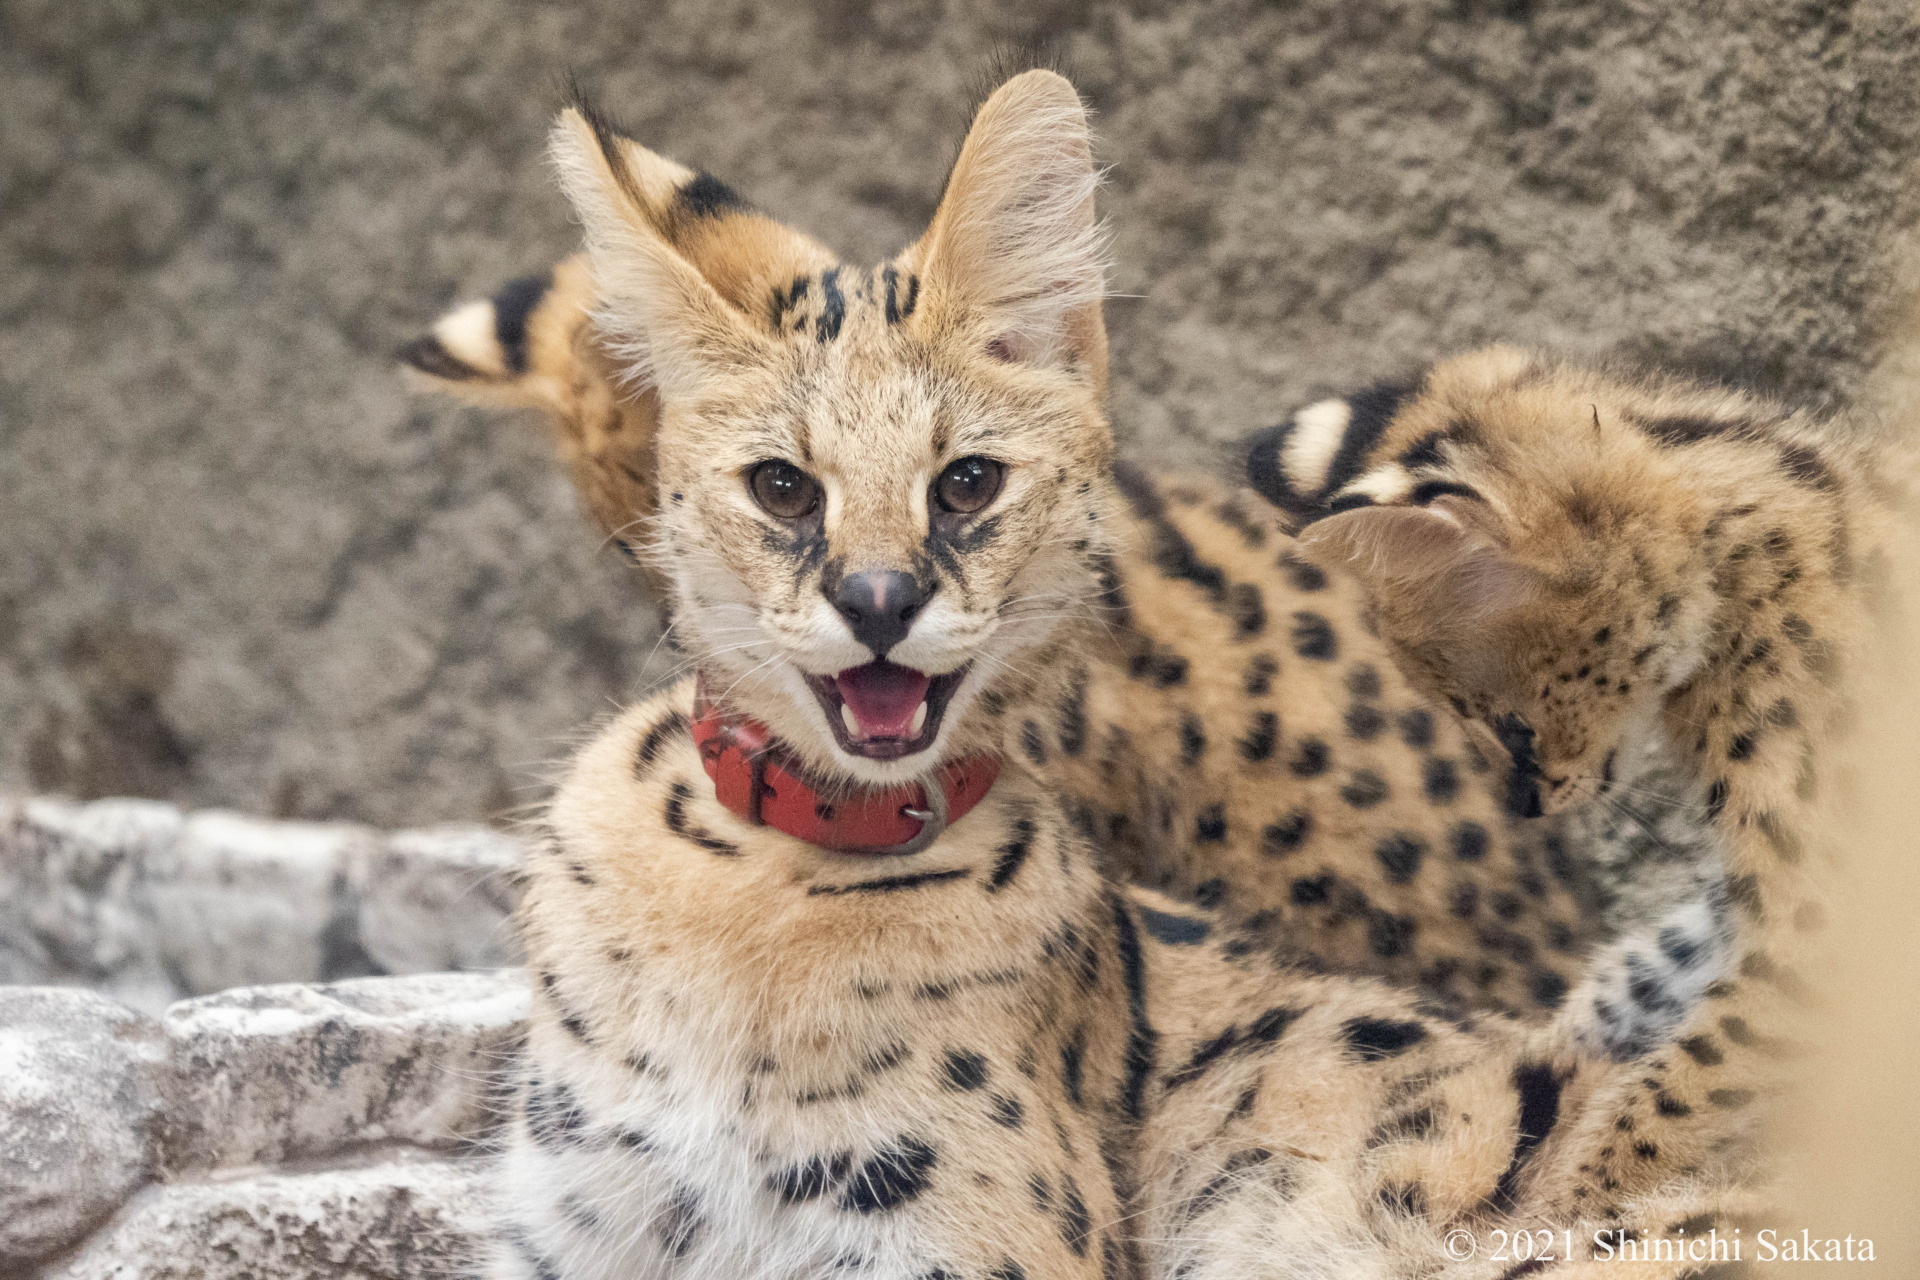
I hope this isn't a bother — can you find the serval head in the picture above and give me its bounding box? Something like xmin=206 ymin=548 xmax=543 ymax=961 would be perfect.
xmin=548 ymin=70 xmax=1114 ymax=788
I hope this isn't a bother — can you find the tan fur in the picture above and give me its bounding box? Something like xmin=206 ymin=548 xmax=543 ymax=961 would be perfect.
xmin=395 ymin=73 xmax=1882 ymax=1280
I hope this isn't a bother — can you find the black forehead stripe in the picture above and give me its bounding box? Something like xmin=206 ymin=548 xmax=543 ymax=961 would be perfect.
xmin=1638 ymin=414 xmax=1750 ymax=447
xmin=1321 ymin=378 xmax=1419 ymax=502
xmin=816 ymin=267 xmax=846 ymax=343
xmin=771 ymin=274 xmax=812 ymax=333
xmin=678 ymin=171 xmax=748 ymax=219
xmin=492 ymin=270 xmax=553 ymax=376
xmin=881 ymin=266 xmax=921 ymax=324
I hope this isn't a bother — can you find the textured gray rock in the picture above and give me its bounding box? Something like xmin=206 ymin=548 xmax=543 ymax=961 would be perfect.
xmin=152 ymin=972 xmax=525 ymax=1174
xmin=3 ymin=0 xmax=1916 ymax=828
xmin=37 ymin=1154 xmax=491 ymax=1280
xmin=2 ymin=972 xmax=524 ymax=1274
xmin=0 ymin=989 xmax=164 ymax=1269
xmin=0 ymin=797 xmax=525 ymax=1009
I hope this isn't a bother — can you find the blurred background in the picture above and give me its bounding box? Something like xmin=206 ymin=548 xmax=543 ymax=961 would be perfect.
xmin=5 ymin=0 xmax=1919 ymax=830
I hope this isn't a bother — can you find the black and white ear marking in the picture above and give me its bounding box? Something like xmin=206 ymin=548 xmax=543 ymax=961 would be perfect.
xmin=400 ymin=270 xmax=554 ymax=384
xmin=1245 ymin=379 xmax=1419 ymax=524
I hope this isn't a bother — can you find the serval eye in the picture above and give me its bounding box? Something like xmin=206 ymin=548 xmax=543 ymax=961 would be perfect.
xmin=748 ymin=459 xmax=821 ymax=520
xmin=933 ymin=456 xmax=1004 ymax=515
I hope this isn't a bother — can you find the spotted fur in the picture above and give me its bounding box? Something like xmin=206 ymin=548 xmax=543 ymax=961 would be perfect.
xmin=398 ymin=73 xmax=1873 ymax=1280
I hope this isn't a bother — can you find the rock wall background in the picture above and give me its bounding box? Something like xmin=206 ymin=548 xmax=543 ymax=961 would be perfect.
xmin=4 ymin=0 xmax=1919 ymax=828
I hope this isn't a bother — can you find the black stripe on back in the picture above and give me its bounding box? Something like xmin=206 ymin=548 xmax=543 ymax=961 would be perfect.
xmin=1639 ymin=415 xmax=1750 ymax=447
xmin=817 ymin=267 xmax=846 ymax=342
xmin=1111 ymin=895 xmax=1158 ymax=1120
xmin=1490 ymin=1061 xmax=1563 ymax=1210
xmin=492 ymin=271 xmax=554 ymax=376
xmin=678 ymin=172 xmax=748 ymax=219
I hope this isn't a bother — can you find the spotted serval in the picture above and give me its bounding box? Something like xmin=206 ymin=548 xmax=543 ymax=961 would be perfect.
xmin=406 ymin=172 xmax=1675 ymax=1033
xmin=398 ymin=71 xmax=1868 ymax=1279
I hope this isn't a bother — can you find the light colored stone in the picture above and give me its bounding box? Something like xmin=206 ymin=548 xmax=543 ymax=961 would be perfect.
xmin=144 ymin=810 xmax=373 ymax=997
xmin=35 ymin=1155 xmax=492 ymax=1280
xmin=0 ymin=798 xmax=182 ymax=1009
xmin=355 ymin=825 xmax=525 ymax=976
xmin=153 ymin=970 xmax=525 ymax=1174
xmin=0 ymin=987 xmax=164 ymax=1268
xmin=2 ymin=799 xmax=532 ymax=1005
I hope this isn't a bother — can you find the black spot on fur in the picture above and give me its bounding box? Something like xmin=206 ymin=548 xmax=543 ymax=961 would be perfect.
xmin=1292 ymin=874 xmax=1332 ymax=906
xmin=1375 ymin=833 xmax=1425 ymax=883
xmin=1397 ymin=708 xmax=1435 ymax=749
xmin=1140 ymin=905 xmax=1211 ymax=945
xmin=1195 ymin=805 xmax=1228 ymax=843
xmin=1262 ymin=810 xmax=1312 ymax=855
xmin=1281 ymin=553 xmax=1328 ymax=591
xmin=1341 ymin=770 xmax=1390 ymax=808
xmin=942 ymin=1049 xmax=989 ymax=1091
xmin=769 ymin=1151 xmax=851 ymax=1204
xmin=1777 ymin=442 xmax=1837 ymax=491
xmin=1678 ymin=1035 xmax=1724 ymax=1066
xmin=989 ymin=1093 xmax=1023 ymax=1127
xmin=1423 ymin=756 xmax=1459 ymax=803
xmin=838 ymin=1137 xmax=938 ymax=1213
xmin=1343 ymin=1017 xmax=1428 ymax=1060
xmin=1289 ymin=736 xmax=1330 ymax=777
xmin=1243 ymin=654 xmax=1278 ymax=696
xmin=1179 ymin=714 xmax=1207 ymax=765
xmin=525 ymin=1078 xmax=590 ymax=1148
xmin=1229 ymin=582 xmax=1267 ymax=637
xmin=1021 ymin=719 xmax=1049 ymax=765
xmin=1290 ymin=611 xmax=1338 ymax=660
xmin=1238 ymin=710 xmax=1278 ymax=760
xmin=1369 ymin=910 xmax=1415 ymax=957
xmin=1345 ymin=702 xmax=1386 ymax=740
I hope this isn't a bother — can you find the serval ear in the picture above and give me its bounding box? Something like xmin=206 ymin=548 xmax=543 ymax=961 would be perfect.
xmin=547 ymin=98 xmax=828 ymax=401
xmin=399 ymin=257 xmax=662 ymax=568
xmin=905 ymin=70 xmax=1107 ymax=380
xmin=1299 ymin=499 xmax=1545 ymax=701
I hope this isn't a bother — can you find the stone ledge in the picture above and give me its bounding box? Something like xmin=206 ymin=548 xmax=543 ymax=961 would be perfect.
xmin=0 ymin=796 xmax=527 ymax=1010
xmin=0 ymin=972 xmax=526 ymax=1272
xmin=33 ymin=1156 xmax=493 ymax=1280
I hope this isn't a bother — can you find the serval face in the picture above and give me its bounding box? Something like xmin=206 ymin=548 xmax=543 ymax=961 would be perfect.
xmin=551 ymin=72 xmax=1113 ymax=787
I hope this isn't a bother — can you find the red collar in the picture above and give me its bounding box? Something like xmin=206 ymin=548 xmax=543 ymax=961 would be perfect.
xmin=690 ymin=677 xmax=1001 ymax=856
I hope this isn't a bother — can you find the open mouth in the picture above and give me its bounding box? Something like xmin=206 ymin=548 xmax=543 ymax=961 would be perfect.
xmin=805 ymin=661 xmax=970 ymax=760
